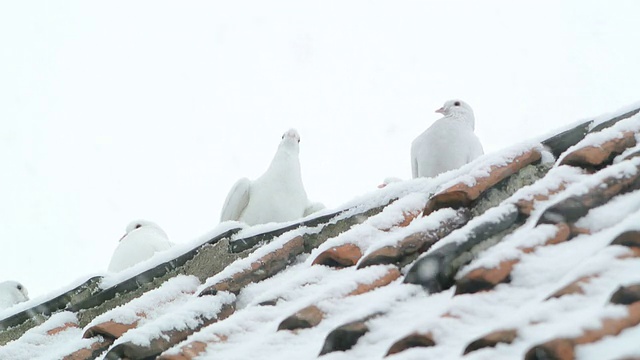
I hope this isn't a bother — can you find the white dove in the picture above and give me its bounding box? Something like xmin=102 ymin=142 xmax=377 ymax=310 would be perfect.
xmin=411 ymin=99 xmax=484 ymax=178
xmin=0 ymin=280 xmax=29 ymax=310
xmin=220 ymin=128 xmax=322 ymax=226
xmin=107 ymin=220 xmax=173 ymax=272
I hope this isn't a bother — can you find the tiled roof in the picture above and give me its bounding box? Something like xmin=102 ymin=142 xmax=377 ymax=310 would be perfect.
xmin=1 ymin=104 xmax=640 ymax=360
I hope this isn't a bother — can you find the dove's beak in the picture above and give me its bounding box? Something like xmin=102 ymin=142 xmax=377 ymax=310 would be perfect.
xmin=435 ymin=107 xmax=445 ymax=114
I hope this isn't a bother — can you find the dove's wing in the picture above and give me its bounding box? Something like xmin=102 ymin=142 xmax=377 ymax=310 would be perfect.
xmin=468 ymin=135 xmax=485 ymax=162
xmin=220 ymin=178 xmax=251 ymax=222
xmin=304 ymin=201 xmax=325 ymax=217
xmin=410 ymin=141 xmax=420 ymax=179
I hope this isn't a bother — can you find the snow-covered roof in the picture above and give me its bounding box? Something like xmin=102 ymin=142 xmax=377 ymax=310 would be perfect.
xmin=2 ymin=104 xmax=640 ymax=360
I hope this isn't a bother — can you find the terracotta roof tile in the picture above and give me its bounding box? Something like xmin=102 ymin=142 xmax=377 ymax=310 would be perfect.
xmin=547 ymin=275 xmax=598 ymax=299
xmin=62 ymin=337 xmax=114 ymax=360
xmin=560 ymin=130 xmax=637 ymax=168
xmin=405 ymin=204 xmax=520 ymax=293
xmin=200 ymin=234 xmax=305 ymax=295
xmin=456 ymin=223 xmax=571 ymax=295
xmin=611 ymin=230 xmax=640 ymax=249
xmin=358 ymin=208 xmax=468 ymax=268
xmin=423 ymin=147 xmax=542 ymax=216
xmin=312 ymin=243 xmax=363 ymax=268
xmin=46 ymin=321 xmax=79 ymax=336
xmin=347 ymin=267 xmax=400 ymax=296
xmin=83 ymin=320 xmax=138 ymax=340
xmin=455 ymin=258 xmax=519 ymax=295
xmin=82 ymin=274 xmax=200 ymax=341
xmin=268 ymin=267 xmax=399 ymax=332
xmin=463 ymin=328 xmax=518 ymax=355
xmin=539 ymin=158 xmax=640 ymax=225
xmin=277 ymin=305 xmax=324 ymax=331
xmin=311 ymin=194 xmax=430 ymax=268
xmin=319 ymin=314 xmax=379 ymax=355
xmin=385 ymin=332 xmax=435 ymax=356
xmin=526 ymin=300 xmax=640 ymax=360
xmin=103 ymin=293 xmax=235 ymax=359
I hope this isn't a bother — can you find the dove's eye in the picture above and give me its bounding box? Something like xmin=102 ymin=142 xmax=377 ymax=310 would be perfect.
xmin=17 ymin=284 xmax=22 ymax=290
xmin=454 ymin=101 xmax=460 ymax=106
xmin=135 ymin=224 xmax=142 ymax=229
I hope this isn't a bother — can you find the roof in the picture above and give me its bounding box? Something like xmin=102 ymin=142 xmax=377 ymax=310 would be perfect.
xmin=1 ymin=104 xmax=640 ymax=360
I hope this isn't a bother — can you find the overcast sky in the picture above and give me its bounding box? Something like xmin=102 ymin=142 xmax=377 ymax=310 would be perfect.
xmin=1 ymin=1 xmax=639 ymax=298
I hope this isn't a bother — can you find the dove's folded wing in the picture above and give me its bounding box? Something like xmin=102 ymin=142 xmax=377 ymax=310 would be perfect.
xmin=220 ymin=178 xmax=251 ymax=222
xmin=304 ymin=201 xmax=325 ymax=217
xmin=468 ymin=136 xmax=485 ymax=162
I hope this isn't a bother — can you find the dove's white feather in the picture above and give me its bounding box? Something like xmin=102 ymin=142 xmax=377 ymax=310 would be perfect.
xmin=411 ymin=99 xmax=484 ymax=178
xmin=220 ymin=178 xmax=251 ymax=222
xmin=107 ymin=220 xmax=172 ymax=272
xmin=0 ymin=280 xmax=29 ymax=310
xmin=220 ymin=129 xmax=319 ymax=225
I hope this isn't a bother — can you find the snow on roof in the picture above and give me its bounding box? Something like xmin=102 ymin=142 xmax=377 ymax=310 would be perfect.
xmin=1 ymin=103 xmax=640 ymax=360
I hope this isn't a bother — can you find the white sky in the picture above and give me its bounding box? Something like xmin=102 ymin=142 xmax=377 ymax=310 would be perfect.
xmin=1 ymin=1 xmax=639 ymax=298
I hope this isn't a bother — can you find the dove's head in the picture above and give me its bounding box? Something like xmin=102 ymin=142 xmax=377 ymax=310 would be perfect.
xmin=279 ymin=128 xmax=301 ymax=152
xmin=435 ymin=99 xmax=475 ymax=129
xmin=121 ymin=220 xmax=167 ymax=241
xmin=0 ymin=281 xmax=29 ymax=306
xmin=436 ymin=99 xmax=474 ymax=117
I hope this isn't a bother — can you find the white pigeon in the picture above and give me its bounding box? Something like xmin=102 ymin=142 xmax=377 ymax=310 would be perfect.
xmin=0 ymin=280 xmax=29 ymax=310
xmin=107 ymin=220 xmax=173 ymax=273
xmin=411 ymin=99 xmax=484 ymax=178
xmin=220 ymin=128 xmax=322 ymax=226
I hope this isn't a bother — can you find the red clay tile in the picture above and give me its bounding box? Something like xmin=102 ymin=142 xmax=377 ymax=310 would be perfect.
xmin=612 ymin=230 xmax=640 ymax=258
xmin=158 ymin=340 xmax=217 ymax=360
xmin=463 ymin=329 xmax=518 ymax=354
xmin=525 ymin=223 xmax=571 ymax=253
xmin=395 ymin=211 xmax=422 ymax=228
xmin=423 ymin=148 xmax=542 ymax=216
xmin=539 ymin=162 xmax=640 ymax=225
xmin=547 ymin=275 xmax=596 ymax=299
xmin=386 ymin=332 xmax=435 ymax=356
xmin=515 ymin=185 xmax=568 ymax=217
xmin=525 ymin=338 xmax=575 ymax=360
xmin=61 ymin=337 xmax=114 ymax=360
xmin=312 ymin=243 xmax=363 ymax=268
xmin=358 ymin=246 xmax=401 ymax=268
xmin=83 ymin=320 xmax=139 ymax=339
xmin=105 ymin=301 xmax=235 ymax=360
xmin=611 ymin=231 xmax=640 ymax=249
xmin=278 ymin=267 xmax=400 ymax=332
xmin=319 ymin=317 xmax=374 ymax=355
xmin=457 ymin=223 xmax=570 ymax=295
xmin=200 ymin=235 xmax=305 ymax=295
xmin=610 ymin=284 xmax=640 ymax=305
xmin=455 ymin=259 xmax=519 ymax=295
xmin=560 ymin=131 xmax=637 ymax=168
xmin=347 ymin=267 xmax=401 ymax=296
xmin=569 ymin=224 xmax=592 ymax=237
xmin=358 ymin=210 xmax=469 ymax=268
xmin=162 ymin=335 xmax=230 ymax=360
xmin=526 ymin=301 xmax=640 ymax=359
xmin=620 ymin=149 xmax=640 ymax=162
xmin=539 ymin=223 xmax=572 ymax=247
xmin=378 ymin=210 xmax=422 ymax=231
xmin=46 ymin=321 xmax=79 ymax=336
xmin=278 ymin=305 xmax=324 ymax=331
xmin=576 ymin=301 xmax=640 ymax=343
